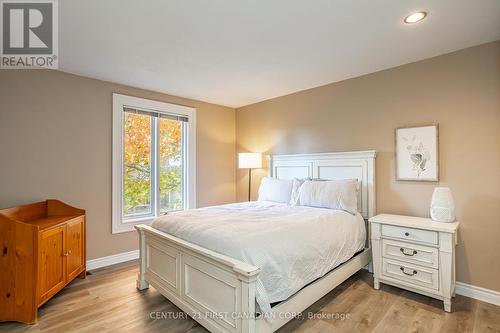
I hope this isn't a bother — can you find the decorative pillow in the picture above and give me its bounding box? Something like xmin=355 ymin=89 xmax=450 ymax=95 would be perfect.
xmin=258 ymin=177 xmax=294 ymax=204
xmin=298 ymin=179 xmax=359 ymax=214
xmin=289 ymin=178 xmax=309 ymax=206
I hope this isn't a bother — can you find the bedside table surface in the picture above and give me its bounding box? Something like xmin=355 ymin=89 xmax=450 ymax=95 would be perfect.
xmin=369 ymin=214 xmax=459 ymax=233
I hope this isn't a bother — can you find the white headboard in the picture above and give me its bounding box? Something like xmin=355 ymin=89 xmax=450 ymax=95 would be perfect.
xmin=269 ymin=150 xmax=377 ymax=219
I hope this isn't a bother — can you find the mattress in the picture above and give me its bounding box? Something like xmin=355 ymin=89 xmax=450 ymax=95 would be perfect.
xmin=151 ymin=201 xmax=366 ymax=315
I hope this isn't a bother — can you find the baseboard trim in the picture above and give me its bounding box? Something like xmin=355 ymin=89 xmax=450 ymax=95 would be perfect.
xmin=86 ymin=250 xmax=500 ymax=307
xmin=456 ymin=282 xmax=500 ymax=306
xmin=86 ymin=250 xmax=139 ymax=271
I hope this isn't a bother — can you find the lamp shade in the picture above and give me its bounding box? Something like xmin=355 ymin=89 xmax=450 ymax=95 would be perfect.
xmin=238 ymin=153 xmax=262 ymax=169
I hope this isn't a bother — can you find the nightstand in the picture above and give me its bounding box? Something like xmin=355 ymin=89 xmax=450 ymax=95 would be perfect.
xmin=369 ymin=214 xmax=459 ymax=312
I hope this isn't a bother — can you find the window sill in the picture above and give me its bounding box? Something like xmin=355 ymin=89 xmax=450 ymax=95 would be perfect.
xmin=112 ymin=216 xmax=155 ymax=234
xmin=124 ymin=216 xmax=155 ymax=224
xmin=112 ymin=211 xmax=184 ymax=234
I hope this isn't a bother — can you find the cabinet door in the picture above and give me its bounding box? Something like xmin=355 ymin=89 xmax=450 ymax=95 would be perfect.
xmin=38 ymin=226 xmax=66 ymax=305
xmin=66 ymin=217 xmax=85 ymax=281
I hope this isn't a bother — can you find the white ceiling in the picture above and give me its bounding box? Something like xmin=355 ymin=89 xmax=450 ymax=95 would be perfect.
xmin=59 ymin=0 xmax=500 ymax=108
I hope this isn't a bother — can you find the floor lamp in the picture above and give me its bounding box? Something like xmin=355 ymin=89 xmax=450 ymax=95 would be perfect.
xmin=238 ymin=152 xmax=262 ymax=201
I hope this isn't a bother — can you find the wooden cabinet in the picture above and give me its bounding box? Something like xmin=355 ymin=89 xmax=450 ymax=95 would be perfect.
xmin=0 ymin=200 xmax=86 ymax=324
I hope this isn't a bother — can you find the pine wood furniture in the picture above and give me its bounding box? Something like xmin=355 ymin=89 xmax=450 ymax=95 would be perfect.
xmin=369 ymin=213 xmax=459 ymax=312
xmin=0 ymin=200 xmax=86 ymax=324
xmin=136 ymin=150 xmax=376 ymax=333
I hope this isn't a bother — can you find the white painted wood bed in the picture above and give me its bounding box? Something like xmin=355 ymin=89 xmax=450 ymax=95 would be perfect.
xmin=135 ymin=150 xmax=376 ymax=333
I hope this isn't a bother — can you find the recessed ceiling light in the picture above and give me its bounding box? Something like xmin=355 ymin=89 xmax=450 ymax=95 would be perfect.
xmin=404 ymin=11 xmax=427 ymax=24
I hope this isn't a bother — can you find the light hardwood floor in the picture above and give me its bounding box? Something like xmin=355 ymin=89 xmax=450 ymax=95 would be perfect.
xmin=1 ymin=260 xmax=499 ymax=333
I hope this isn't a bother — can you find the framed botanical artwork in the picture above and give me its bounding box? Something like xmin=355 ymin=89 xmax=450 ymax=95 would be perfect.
xmin=395 ymin=124 xmax=439 ymax=182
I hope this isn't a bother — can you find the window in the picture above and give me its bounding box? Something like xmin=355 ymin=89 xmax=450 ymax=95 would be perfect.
xmin=112 ymin=94 xmax=196 ymax=233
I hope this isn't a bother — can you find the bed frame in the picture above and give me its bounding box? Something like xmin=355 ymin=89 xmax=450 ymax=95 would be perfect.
xmin=135 ymin=150 xmax=376 ymax=333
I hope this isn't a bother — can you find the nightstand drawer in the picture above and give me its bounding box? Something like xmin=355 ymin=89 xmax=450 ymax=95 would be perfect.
xmin=382 ymin=258 xmax=439 ymax=290
xmin=382 ymin=224 xmax=438 ymax=245
xmin=382 ymin=239 xmax=439 ymax=269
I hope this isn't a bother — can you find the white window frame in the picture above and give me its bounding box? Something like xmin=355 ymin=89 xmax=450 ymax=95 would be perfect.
xmin=112 ymin=93 xmax=196 ymax=233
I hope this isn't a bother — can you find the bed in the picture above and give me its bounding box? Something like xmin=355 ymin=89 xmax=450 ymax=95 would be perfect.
xmin=135 ymin=150 xmax=376 ymax=333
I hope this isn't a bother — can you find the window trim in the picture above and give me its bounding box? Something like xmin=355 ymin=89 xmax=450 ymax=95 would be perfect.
xmin=112 ymin=93 xmax=196 ymax=234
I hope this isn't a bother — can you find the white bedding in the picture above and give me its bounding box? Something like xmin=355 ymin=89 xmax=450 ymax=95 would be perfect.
xmin=151 ymin=201 xmax=366 ymax=315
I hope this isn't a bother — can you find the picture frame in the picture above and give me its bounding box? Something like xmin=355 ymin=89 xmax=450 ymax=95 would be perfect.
xmin=395 ymin=124 xmax=439 ymax=182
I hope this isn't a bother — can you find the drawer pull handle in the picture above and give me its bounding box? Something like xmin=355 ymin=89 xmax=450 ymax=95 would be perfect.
xmin=63 ymin=250 xmax=72 ymax=256
xmin=404 ymin=232 xmax=410 ymax=236
xmin=400 ymin=267 xmax=418 ymax=276
xmin=400 ymin=248 xmax=418 ymax=256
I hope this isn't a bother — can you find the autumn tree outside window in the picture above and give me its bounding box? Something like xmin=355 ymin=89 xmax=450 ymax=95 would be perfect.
xmin=112 ymin=94 xmax=196 ymax=233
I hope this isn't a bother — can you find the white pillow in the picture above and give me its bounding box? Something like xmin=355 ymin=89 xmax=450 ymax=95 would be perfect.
xmin=298 ymin=180 xmax=359 ymax=214
xmin=289 ymin=178 xmax=309 ymax=206
xmin=258 ymin=177 xmax=293 ymax=204
xmin=311 ymin=178 xmax=361 ymax=192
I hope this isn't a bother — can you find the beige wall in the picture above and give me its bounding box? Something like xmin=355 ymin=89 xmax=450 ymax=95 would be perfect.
xmin=0 ymin=70 xmax=236 ymax=260
xmin=1 ymin=41 xmax=498 ymax=291
xmin=236 ymin=41 xmax=500 ymax=291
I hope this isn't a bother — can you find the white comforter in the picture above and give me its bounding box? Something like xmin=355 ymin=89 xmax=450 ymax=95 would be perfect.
xmin=151 ymin=201 xmax=366 ymax=315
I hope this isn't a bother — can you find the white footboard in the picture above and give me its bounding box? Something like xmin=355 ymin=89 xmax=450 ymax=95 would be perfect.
xmin=136 ymin=224 xmax=371 ymax=333
xmin=135 ymin=224 xmax=260 ymax=333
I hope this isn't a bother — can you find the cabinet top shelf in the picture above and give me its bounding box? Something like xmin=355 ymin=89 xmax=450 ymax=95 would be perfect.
xmin=27 ymin=215 xmax=82 ymax=230
xmin=0 ymin=199 xmax=85 ymax=230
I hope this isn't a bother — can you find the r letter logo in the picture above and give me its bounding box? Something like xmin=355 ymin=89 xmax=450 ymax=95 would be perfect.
xmin=1 ymin=0 xmax=58 ymax=69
